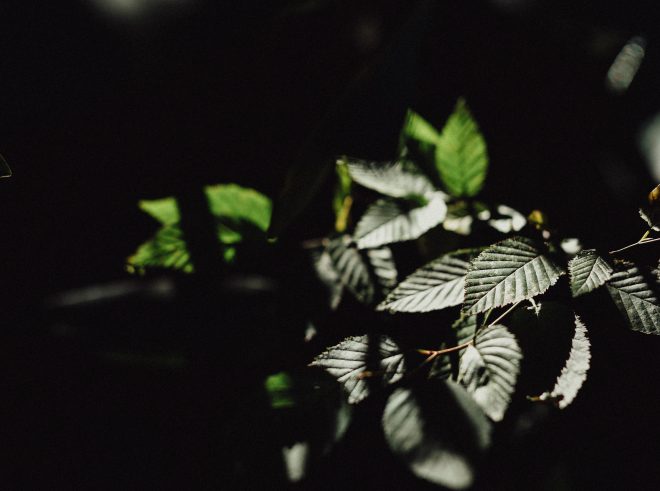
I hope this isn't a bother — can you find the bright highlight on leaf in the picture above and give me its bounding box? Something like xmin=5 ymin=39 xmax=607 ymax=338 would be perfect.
xmin=458 ymin=324 xmax=522 ymax=421
xmin=533 ymin=316 xmax=591 ymax=409
xmin=382 ymin=382 xmax=491 ymax=489
xmin=310 ymin=334 xmax=405 ymax=404
xmin=354 ymin=192 xmax=447 ymax=249
xmin=463 ymin=237 xmax=564 ymax=314
xmin=127 ymin=184 xmax=271 ymax=274
xmin=568 ymin=249 xmax=613 ymax=297
xmin=607 ymin=263 xmax=660 ymax=334
xmin=378 ymin=250 xmax=475 ymax=313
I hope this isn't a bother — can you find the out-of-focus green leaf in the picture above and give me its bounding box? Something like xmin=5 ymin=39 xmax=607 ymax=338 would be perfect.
xmin=435 ymin=99 xmax=489 ymax=198
xmin=402 ymin=109 xmax=442 ymax=146
xmin=128 ymin=184 xmax=271 ymax=274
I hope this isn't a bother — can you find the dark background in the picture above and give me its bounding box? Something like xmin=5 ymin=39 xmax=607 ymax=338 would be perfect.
xmin=3 ymin=1 xmax=660 ymax=489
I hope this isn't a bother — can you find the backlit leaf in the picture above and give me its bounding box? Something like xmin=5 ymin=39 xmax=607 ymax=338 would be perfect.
xmin=435 ymin=99 xmax=488 ymax=198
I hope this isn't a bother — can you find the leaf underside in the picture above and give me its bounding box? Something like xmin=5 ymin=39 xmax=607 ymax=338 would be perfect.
xmin=382 ymin=381 xmax=491 ymax=489
xmin=463 ymin=237 xmax=564 ymax=314
xmin=311 ymin=335 xmax=405 ymax=404
xmin=607 ymin=264 xmax=660 ymax=334
xmin=354 ymin=193 xmax=447 ymax=249
xmin=378 ymin=251 xmax=473 ymax=313
xmin=539 ymin=316 xmax=591 ymax=409
xmin=341 ymin=158 xmax=436 ymax=199
xmin=568 ymin=249 xmax=613 ymax=297
xmin=458 ymin=324 xmax=522 ymax=421
xmin=435 ymin=99 xmax=489 ymax=198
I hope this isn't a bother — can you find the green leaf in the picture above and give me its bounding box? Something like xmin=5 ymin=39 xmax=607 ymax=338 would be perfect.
xmin=340 ymin=157 xmax=436 ymax=199
xmin=430 ymin=315 xmax=478 ymax=381
xmin=382 ymin=381 xmax=491 ymax=489
xmin=326 ymin=236 xmax=374 ymax=304
xmin=265 ymin=372 xmax=297 ymax=409
xmin=463 ymin=237 xmax=564 ymax=314
xmin=354 ymin=192 xmax=447 ymax=249
xmin=435 ymin=99 xmax=489 ymax=197
xmin=128 ymin=184 xmax=270 ymax=274
xmin=568 ymin=249 xmax=613 ymax=297
xmin=310 ymin=246 xmax=344 ymax=310
xmin=0 ymin=153 xmax=12 ymax=178
xmin=310 ymin=334 xmax=406 ymax=404
xmin=535 ymin=316 xmax=591 ymax=409
xmin=458 ymin=324 xmax=522 ymax=421
xmin=401 ymin=109 xmax=442 ymax=146
xmin=607 ymin=263 xmax=660 ymax=334
xmin=378 ymin=250 xmax=474 ymax=313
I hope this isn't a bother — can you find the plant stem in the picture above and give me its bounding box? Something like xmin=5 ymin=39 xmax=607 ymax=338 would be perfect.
xmin=417 ymin=340 xmax=473 ymax=357
xmin=609 ymin=236 xmax=660 ymax=255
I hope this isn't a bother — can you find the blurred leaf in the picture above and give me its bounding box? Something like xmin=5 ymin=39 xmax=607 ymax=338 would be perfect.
xmin=534 ymin=316 xmax=591 ymax=409
xmin=463 ymin=237 xmax=564 ymax=314
xmin=311 ymin=334 xmax=405 ymax=404
xmin=354 ymin=192 xmax=447 ymax=249
xmin=128 ymin=184 xmax=270 ymax=274
xmin=607 ymin=262 xmax=660 ymax=334
xmin=0 ymin=153 xmax=11 ymax=178
xmin=326 ymin=235 xmax=374 ymax=304
xmin=458 ymin=324 xmax=522 ymax=421
xmin=436 ymin=99 xmax=489 ymax=198
xmin=341 ymin=157 xmax=436 ymax=199
xmin=382 ymin=381 xmax=491 ymax=489
xmin=568 ymin=249 xmax=613 ymax=297
xmin=402 ymin=109 xmax=442 ymax=146
xmin=265 ymin=372 xmax=297 ymax=409
xmin=378 ymin=250 xmax=475 ymax=313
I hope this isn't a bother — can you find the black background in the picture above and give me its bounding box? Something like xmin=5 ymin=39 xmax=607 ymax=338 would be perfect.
xmin=3 ymin=1 xmax=660 ymax=489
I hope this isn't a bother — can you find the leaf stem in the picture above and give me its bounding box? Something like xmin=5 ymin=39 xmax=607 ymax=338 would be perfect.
xmin=609 ymin=236 xmax=660 ymax=255
xmin=417 ymin=340 xmax=474 ymax=357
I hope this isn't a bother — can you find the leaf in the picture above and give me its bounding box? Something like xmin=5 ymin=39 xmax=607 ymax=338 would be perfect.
xmin=457 ymin=325 xmax=522 ymax=421
xmin=382 ymin=381 xmax=491 ymax=489
xmin=340 ymin=158 xmax=436 ymax=199
xmin=366 ymin=246 xmax=398 ymax=297
xmin=310 ymin=335 xmax=406 ymax=404
xmin=310 ymin=246 xmax=344 ymax=310
xmin=435 ymin=98 xmax=489 ymax=198
xmin=430 ymin=315 xmax=478 ymax=380
xmin=487 ymin=204 xmax=526 ymax=234
xmin=128 ymin=184 xmax=270 ymax=274
xmin=568 ymin=249 xmax=613 ymax=297
xmin=535 ymin=316 xmax=591 ymax=409
xmin=463 ymin=237 xmax=564 ymax=314
xmin=326 ymin=236 xmax=375 ymax=304
xmin=607 ymin=263 xmax=660 ymax=334
xmin=0 ymin=153 xmax=12 ymax=178
xmin=401 ymin=109 xmax=442 ymax=146
xmin=354 ymin=192 xmax=447 ymax=249
xmin=378 ymin=250 xmax=473 ymax=313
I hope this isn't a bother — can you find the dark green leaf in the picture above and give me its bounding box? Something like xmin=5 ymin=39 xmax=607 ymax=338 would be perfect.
xmin=568 ymin=249 xmax=613 ymax=297
xmin=378 ymin=250 xmax=473 ymax=313
xmin=382 ymin=381 xmax=491 ymax=489
xmin=607 ymin=263 xmax=660 ymax=334
xmin=458 ymin=325 xmax=522 ymax=421
xmin=535 ymin=316 xmax=591 ymax=409
xmin=463 ymin=237 xmax=564 ymax=314
xmin=310 ymin=335 xmax=405 ymax=404
xmin=354 ymin=193 xmax=447 ymax=249
xmin=435 ymin=99 xmax=488 ymax=198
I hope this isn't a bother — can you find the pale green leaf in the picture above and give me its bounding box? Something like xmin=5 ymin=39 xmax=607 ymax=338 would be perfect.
xmin=568 ymin=249 xmax=613 ymax=297
xmin=458 ymin=324 xmax=522 ymax=421
xmin=607 ymin=263 xmax=660 ymax=334
xmin=436 ymin=99 xmax=488 ymax=197
xmin=382 ymin=381 xmax=491 ymax=489
xmin=354 ymin=192 xmax=447 ymax=249
xmin=463 ymin=237 xmax=564 ymax=314
xmin=401 ymin=109 xmax=442 ymax=145
xmin=310 ymin=335 xmax=405 ymax=404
